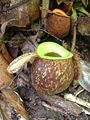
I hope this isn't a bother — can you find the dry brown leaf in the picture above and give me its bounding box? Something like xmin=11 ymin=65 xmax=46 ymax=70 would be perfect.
xmin=2 ymin=89 xmax=30 ymax=120
xmin=0 ymin=53 xmax=14 ymax=89
xmin=0 ymin=9 xmax=30 ymax=27
xmin=0 ymin=99 xmax=13 ymax=120
xmin=0 ymin=3 xmax=30 ymax=27
xmin=0 ymin=0 xmax=40 ymax=29
xmin=0 ymin=53 xmax=10 ymax=71
xmin=1 ymin=44 xmax=13 ymax=63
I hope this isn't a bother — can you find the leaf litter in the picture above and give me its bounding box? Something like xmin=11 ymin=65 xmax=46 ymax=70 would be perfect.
xmin=0 ymin=0 xmax=90 ymax=120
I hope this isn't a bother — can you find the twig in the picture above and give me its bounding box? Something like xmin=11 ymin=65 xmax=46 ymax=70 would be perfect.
xmin=42 ymin=102 xmax=71 ymax=120
xmin=64 ymin=93 xmax=90 ymax=109
xmin=37 ymin=93 xmax=83 ymax=116
xmin=74 ymin=88 xmax=84 ymax=96
xmin=71 ymin=24 xmax=77 ymax=52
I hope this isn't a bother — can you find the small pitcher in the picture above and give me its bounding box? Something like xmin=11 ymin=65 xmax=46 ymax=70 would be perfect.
xmin=31 ymin=42 xmax=74 ymax=95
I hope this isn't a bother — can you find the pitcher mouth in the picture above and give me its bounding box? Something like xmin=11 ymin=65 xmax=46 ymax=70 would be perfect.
xmin=36 ymin=42 xmax=73 ymax=60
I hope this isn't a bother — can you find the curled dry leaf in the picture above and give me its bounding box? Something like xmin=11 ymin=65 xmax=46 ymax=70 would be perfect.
xmin=2 ymin=89 xmax=30 ymax=120
xmin=1 ymin=19 xmax=20 ymax=35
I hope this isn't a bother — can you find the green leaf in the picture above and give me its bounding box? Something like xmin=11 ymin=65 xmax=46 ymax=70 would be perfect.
xmin=41 ymin=0 xmax=50 ymax=18
xmin=75 ymin=0 xmax=79 ymax=2
xmin=72 ymin=8 xmax=77 ymax=22
xmin=76 ymin=6 xmax=90 ymax=17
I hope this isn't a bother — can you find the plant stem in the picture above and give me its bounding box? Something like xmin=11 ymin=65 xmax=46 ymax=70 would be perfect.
xmin=71 ymin=24 xmax=77 ymax=52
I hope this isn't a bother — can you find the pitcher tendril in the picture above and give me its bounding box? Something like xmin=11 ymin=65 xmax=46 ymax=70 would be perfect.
xmin=7 ymin=53 xmax=37 ymax=74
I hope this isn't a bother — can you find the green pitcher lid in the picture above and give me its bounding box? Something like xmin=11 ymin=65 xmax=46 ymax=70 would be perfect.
xmin=36 ymin=42 xmax=73 ymax=60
